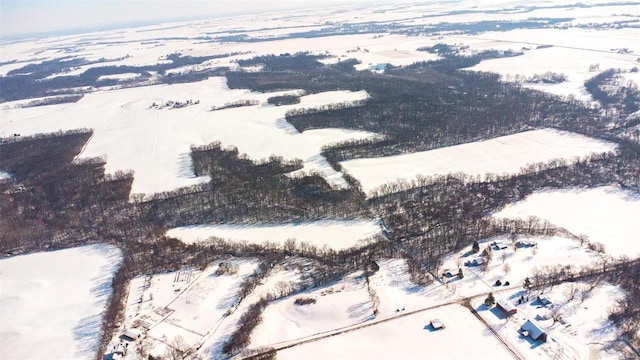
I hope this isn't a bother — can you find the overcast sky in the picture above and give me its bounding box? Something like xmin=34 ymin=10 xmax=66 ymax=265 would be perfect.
xmin=0 ymin=0 xmax=357 ymax=39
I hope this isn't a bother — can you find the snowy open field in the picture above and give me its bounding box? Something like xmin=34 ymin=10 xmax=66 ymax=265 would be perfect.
xmin=0 ymin=77 xmax=375 ymax=196
xmin=341 ymin=129 xmax=617 ymax=195
xmin=276 ymin=304 xmax=514 ymax=360
xmin=0 ymin=244 xmax=122 ymax=359
xmin=466 ymin=27 xmax=640 ymax=101
xmin=167 ymin=220 xmax=382 ymax=250
xmin=250 ymin=271 xmax=375 ymax=348
xmin=494 ymin=186 xmax=640 ymax=258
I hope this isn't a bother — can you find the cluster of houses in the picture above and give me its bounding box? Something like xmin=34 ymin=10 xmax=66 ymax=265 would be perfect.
xmin=105 ymin=329 xmax=141 ymax=360
xmin=149 ymin=99 xmax=200 ymax=110
xmin=494 ymin=297 xmax=548 ymax=343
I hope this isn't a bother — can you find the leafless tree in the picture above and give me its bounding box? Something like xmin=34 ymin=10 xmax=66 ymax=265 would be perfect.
xmin=564 ymin=283 xmax=579 ymax=302
xmin=503 ymin=263 xmax=511 ymax=277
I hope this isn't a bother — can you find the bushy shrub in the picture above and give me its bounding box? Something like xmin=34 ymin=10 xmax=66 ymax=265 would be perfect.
xmin=294 ymin=297 xmax=317 ymax=306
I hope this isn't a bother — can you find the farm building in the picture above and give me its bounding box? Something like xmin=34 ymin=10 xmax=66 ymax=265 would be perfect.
xmin=520 ymin=319 xmax=547 ymax=342
xmin=491 ymin=241 xmax=508 ymax=250
xmin=496 ymin=299 xmax=517 ymax=317
xmin=106 ymin=343 xmax=127 ymax=360
xmin=120 ymin=329 xmax=140 ymax=342
xmin=430 ymin=319 xmax=445 ymax=330
xmin=516 ymin=240 xmax=537 ymax=248
xmin=466 ymin=257 xmax=484 ymax=266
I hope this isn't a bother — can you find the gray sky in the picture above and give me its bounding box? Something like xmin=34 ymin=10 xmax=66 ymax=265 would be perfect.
xmin=0 ymin=0 xmax=353 ymax=39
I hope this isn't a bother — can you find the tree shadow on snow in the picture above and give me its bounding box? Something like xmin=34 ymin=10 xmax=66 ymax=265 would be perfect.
xmin=216 ymin=292 xmax=239 ymax=311
xmin=348 ymin=301 xmax=372 ymax=319
xmin=73 ymin=314 xmax=102 ymax=357
xmin=275 ymin=117 xmax=300 ymax=135
xmin=490 ymin=307 xmax=506 ymax=320
xmin=177 ymin=152 xmax=198 ymax=178
xmin=423 ymin=323 xmax=443 ymax=332
xmin=518 ymin=332 xmax=544 ymax=350
xmin=404 ymin=285 xmax=426 ymax=294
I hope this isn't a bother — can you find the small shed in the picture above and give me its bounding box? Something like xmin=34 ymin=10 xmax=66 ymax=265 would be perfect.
xmin=491 ymin=241 xmax=508 ymax=250
xmin=430 ymin=319 xmax=445 ymax=330
xmin=496 ymin=299 xmax=517 ymax=317
xmin=114 ymin=343 xmax=126 ymax=355
xmin=521 ymin=319 xmax=547 ymax=342
xmin=120 ymin=329 xmax=140 ymax=342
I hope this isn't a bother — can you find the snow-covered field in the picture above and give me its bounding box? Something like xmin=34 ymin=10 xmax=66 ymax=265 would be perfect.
xmin=0 ymin=244 xmax=122 ymax=359
xmin=0 ymin=77 xmax=375 ymax=196
xmin=97 ymin=73 xmax=140 ymax=81
xmin=341 ymin=129 xmax=617 ymax=195
xmin=466 ymin=28 xmax=639 ymax=101
xmin=250 ymin=271 xmax=375 ymax=348
xmin=167 ymin=220 xmax=381 ymax=250
xmin=276 ymin=304 xmax=514 ymax=360
xmin=493 ymin=186 xmax=640 ymax=258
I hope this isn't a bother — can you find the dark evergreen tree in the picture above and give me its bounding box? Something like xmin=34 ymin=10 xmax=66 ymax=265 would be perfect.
xmin=485 ymin=292 xmax=495 ymax=306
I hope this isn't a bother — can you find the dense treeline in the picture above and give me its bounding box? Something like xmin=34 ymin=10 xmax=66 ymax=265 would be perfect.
xmin=0 ymin=129 xmax=92 ymax=182
xmin=608 ymin=259 xmax=640 ymax=349
xmin=0 ymin=52 xmax=235 ymax=102
xmin=228 ymin=53 xmax=606 ymax=163
xmin=584 ymin=68 xmax=640 ymax=115
xmin=267 ymin=94 xmax=301 ymax=106
xmin=226 ymin=54 xmax=362 ymax=94
xmin=133 ymin=142 xmax=369 ymax=228
xmin=415 ymin=44 xmax=523 ymax=74
xmin=237 ymin=53 xmax=326 ymax=72
xmin=0 ymin=130 xmax=136 ymax=253
xmin=222 ymin=298 xmax=269 ymax=355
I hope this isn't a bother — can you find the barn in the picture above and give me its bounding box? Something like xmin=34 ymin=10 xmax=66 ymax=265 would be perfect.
xmin=430 ymin=319 xmax=445 ymax=330
xmin=120 ymin=329 xmax=140 ymax=342
xmin=521 ymin=319 xmax=547 ymax=342
xmin=496 ymin=299 xmax=517 ymax=317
